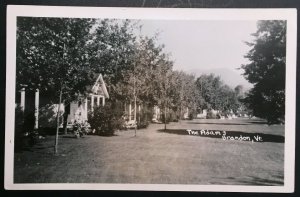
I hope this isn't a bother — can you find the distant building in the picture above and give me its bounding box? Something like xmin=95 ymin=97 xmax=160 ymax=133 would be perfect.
xmin=196 ymin=109 xmax=207 ymax=119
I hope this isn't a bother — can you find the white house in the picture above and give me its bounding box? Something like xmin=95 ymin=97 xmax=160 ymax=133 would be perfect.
xmin=17 ymin=73 xmax=109 ymax=129
xmin=66 ymin=73 xmax=109 ymax=124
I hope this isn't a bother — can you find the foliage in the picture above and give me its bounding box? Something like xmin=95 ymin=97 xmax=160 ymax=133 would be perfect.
xmin=241 ymin=20 xmax=286 ymax=124
xmin=14 ymin=106 xmax=25 ymax=151
xmin=136 ymin=112 xmax=150 ymax=129
xmin=206 ymin=111 xmax=219 ymax=119
xmin=16 ymin=17 xmax=264 ymax=143
xmin=15 ymin=105 xmax=40 ymax=151
xmin=88 ymin=102 xmax=125 ymax=136
xmin=17 ymin=17 xmax=101 ymax=153
xmin=17 ymin=17 xmax=96 ymax=102
xmin=188 ymin=113 xmax=195 ymax=120
xmin=195 ymin=74 xmax=241 ymax=113
xmin=88 ymin=19 xmax=138 ymax=102
xmin=169 ymin=71 xmax=201 ymax=120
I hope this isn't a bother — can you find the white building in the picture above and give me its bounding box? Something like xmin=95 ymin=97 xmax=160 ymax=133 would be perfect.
xmin=17 ymin=73 xmax=109 ymax=129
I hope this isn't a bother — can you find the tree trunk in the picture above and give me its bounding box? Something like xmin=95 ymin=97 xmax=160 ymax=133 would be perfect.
xmin=134 ymin=95 xmax=137 ymax=137
xmin=164 ymin=105 xmax=167 ymax=131
xmin=180 ymin=104 xmax=182 ymax=121
xmin=55 ymin=88 xmax=62 ymax=154
xmin=145 ymin=104 xmax=148 ymax=123
xmin=63 ymin=114 xmax=68 ymax=135
xmin=63 ymin=102 xmax=70 ymax=135
xmin=138 ymin=104 xmax=141 ymax=126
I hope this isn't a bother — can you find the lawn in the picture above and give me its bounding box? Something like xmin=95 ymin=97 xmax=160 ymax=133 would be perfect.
xmin=14 ymin=118 xmax=284 ymax=185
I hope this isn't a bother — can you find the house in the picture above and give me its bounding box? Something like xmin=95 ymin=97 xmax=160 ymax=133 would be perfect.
xmin=183 ymin=107 xmax=189 ymax=119
xmin=66 ymin=73 xmax=109 ymax=124
xmin=152 ymin=105 xmax=161 ymax=122
xmin=196 ymin=109 xmax=207 ymax=119
xmin=16 ymin=73 xmax=109 ymax=130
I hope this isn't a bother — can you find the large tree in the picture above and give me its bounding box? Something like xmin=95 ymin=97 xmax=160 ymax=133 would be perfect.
xmin=241 ymin=20 xmax=286 ymax=124
xmin=170 ymin=71 xmax=201 ymax=119
xmin=88 ymin=19 xmax=138 ymax=101
xmin=17 ymin=17 xmax=97 ymax=153
xmin=17 ymin=17 xmax=96 ymax=100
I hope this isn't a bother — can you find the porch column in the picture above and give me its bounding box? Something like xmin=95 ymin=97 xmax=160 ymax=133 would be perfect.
xmin=129 ymin=103 xmax=132 ymax=121
xmin=85 ymin=98 xmax=88 ymax=120
xmin=102 ymin=96 xmax=105 ymax=106
xmin=34 ymin=89 xmax=39 ymax=130
xmin=138 ymin=104 xmax=141 ymax=123
xmin=97 ymin=96 xmax=100 ymax=106
xmin=91 ymin=95 xmax=94 ymax=112
xmin=20 ymin=87 xmax=26 ymax=113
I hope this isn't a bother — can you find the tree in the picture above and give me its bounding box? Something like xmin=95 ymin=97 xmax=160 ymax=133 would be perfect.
xmin=17 ymin=17 xmax=97 ymax=153
xmin=195 ymin=74 xmax=241 ymax=114
xmin=88 ymin=19 xmax=138 ymax=102
xmin=169 ymin=71 xmax=201 ymax=119
xmin=234 ymin=85 xmax=244 ymax=98
xmin=126 ymin=36 xmax=166 ymax=134
xmin=195 ymin=74 xmax=222 ymax=110
xmin=241 ymin=20 xmax=286 ymax=124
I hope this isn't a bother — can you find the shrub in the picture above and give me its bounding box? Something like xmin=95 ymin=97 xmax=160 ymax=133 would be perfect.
xmin=14 ymin=106 xmax=37 ymax=151
xmin=88 ymin=101 xmax=124 ymax=136
xmin=15 ymin=106 xmax=24 ymax=151
xmin=169 ymin=109 xmax=179 ymax=122
xmin=137 ymin=108 xmax=152 ymax=129
xmin=137 ymin=119 xmax=149 ymax=129
xmin=160 ymin=109 xmax=179 ymax=123
xmin=206 ymin=111 xmax=217 ymax=119
xmin=189 ymin=113 xmax=195 ymax=120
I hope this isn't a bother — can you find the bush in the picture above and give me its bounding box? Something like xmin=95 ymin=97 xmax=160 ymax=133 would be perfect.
xmin=137 ymin=119 xmax=149 ymax=129
xmin=137 ymin=107 xmax=152 ymax=129
xmin=160 ymin=109 xmax=179 ymax=123
xmin=206 ymin=111 xmax=217 ymax=119
xmin=169 ymin=109 xmax=179 ymax=122
xmin=189 ymin=113 xmax=196 ymax=120
xmin=88 ymin=101 xmax=124 ymax=136
xmin=15 ymin=106 xmax=24 ymax=151
xmin=14 ymin=106 xmax=37 ymax=151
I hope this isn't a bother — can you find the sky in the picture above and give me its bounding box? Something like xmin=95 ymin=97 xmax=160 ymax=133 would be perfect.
xmin=138 ymin=20 xmax=258 ymax=88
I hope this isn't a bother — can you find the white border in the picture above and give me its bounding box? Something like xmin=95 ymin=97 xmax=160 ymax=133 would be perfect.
xmin=5 ymin=5 xmax=297 ymax=192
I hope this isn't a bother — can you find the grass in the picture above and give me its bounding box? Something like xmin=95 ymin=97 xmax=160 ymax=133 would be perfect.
xmin=14 ymin=118 xmax=284 ymax=185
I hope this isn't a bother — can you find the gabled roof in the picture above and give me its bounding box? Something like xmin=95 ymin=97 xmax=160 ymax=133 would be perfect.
xmin=91 ymin=74 xmax=109 ymax=99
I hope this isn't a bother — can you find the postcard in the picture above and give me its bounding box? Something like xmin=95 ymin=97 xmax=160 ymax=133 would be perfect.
xmin=5 ymin=5 xmax=297 ymax=192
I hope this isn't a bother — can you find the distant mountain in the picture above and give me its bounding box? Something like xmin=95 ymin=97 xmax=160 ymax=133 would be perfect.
xmin=187 ymin=67 xmax=253 ymax=90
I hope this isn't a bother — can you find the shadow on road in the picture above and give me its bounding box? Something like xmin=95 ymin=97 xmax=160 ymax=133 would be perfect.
xmin=157 ymin=129 xmax=284 ymax=143
xmin=186 ymin=119 xmax=269 ymax=126
xmin=186 ymin=122 xmax=249 ymax=125
xmin=247 ymin=121 xmax=269 ymax=125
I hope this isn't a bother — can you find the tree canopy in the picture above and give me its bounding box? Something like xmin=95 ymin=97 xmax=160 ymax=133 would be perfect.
xmin=241 ymin=20 xmax=286 ymax=124
xmin=17 ymin=17 xmax=249 ymax=130
xmin=195 ymin=74 xmax=240 ymax=113
xmin=17 ymin=17 xmax=97 ymax=102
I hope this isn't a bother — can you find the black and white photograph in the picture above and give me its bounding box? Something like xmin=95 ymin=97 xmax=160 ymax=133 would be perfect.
xmin=5 ymin=6 xmax=297 ymax=192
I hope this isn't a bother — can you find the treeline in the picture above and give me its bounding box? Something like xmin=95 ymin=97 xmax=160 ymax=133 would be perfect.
xmin=17 ymin=18 xmax=245 ymax=122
